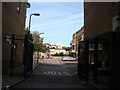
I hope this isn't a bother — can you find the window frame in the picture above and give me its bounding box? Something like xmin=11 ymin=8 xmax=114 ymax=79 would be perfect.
xmin=17 ymin=0 xmax=21 ymax=13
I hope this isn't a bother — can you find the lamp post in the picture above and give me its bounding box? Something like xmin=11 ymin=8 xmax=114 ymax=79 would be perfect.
xmin=24 ymin=13 xmax=40 ymax=76
xmin=37 ymin=32 xmax=44 ymax=63
xmin=28 ymin=13 xmax=40 ymax=34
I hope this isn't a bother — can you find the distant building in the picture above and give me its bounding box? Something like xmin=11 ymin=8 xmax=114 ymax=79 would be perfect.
xmin=76 ymin=27 xmax=84 ymax=58
xmin=49 ymin=49 xmax=67 ymax=55
xmin=43 ymin=43 xmax=70 ymax=55
xmin=70 ymin=27 xmax=84 ymax=58
xmin=43 ymin=43 xmax=64 ymax=49
xmin=70 ymin=33 xmax=76 ymax=57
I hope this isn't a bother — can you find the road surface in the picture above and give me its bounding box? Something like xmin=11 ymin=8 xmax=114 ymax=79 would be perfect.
xmin=13 ymin=58 xmax=96 ymax=89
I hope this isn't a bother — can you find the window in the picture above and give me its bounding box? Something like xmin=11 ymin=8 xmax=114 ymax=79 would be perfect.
xmin=72 ymin=45 xmax=75 ymax=49
xmin=17 ymin=0 xmax=20 ymax=12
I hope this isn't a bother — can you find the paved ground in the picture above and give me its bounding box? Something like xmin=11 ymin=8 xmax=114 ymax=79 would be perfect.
xmin=12 ymin=59 xmax=96 ymax=89
xmin=2 ymin=59 xmax=39 ymax=88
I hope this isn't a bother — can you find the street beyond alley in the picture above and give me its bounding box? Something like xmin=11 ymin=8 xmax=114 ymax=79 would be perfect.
xmin=12 ymin=58 xmax=96 ymax=89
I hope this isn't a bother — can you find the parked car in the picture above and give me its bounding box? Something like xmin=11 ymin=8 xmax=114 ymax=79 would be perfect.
xmin=46 ymin=55 xmax=53 ymax=59
xmin=49 ymin=55 xmax=53 ymax=59
xmin=62 ymin=56 xmax=76 ymax=61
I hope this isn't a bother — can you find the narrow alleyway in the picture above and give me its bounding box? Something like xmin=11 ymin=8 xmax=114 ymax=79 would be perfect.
xmin=13 ymin=59 xmax=96 ymax=89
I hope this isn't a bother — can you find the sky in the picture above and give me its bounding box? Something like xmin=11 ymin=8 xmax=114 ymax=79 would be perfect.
xmin=26 ymin=1 xmax=84 ymax=47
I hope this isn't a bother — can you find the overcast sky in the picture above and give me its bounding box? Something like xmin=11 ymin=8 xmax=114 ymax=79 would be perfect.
xmin=26 ymin=1 xmax=84 ymax=46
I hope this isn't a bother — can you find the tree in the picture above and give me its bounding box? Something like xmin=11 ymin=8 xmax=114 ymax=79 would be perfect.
xmin=32 ymin=31 xmax=43 ymax=44
xmin=31 ymin=31 xmax=48 ymax=53
xmin=24 ymin=29 xmax=48 ymax=53
xmin=24 ymin=27 xmax=32 ymax=36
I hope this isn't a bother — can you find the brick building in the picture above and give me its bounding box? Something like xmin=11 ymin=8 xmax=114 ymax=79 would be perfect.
xmin=70 ymin=27 xmax=84 ymax=59
xmin=76 ymin=27 xmax=84 ymax=59
xmin=2 ymin=1 xmax=28 ymax=75
xmin=78 ymin=2 xmax=120 ymax=89
xmin=70 ymin=33 xmax=76 ymax=57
